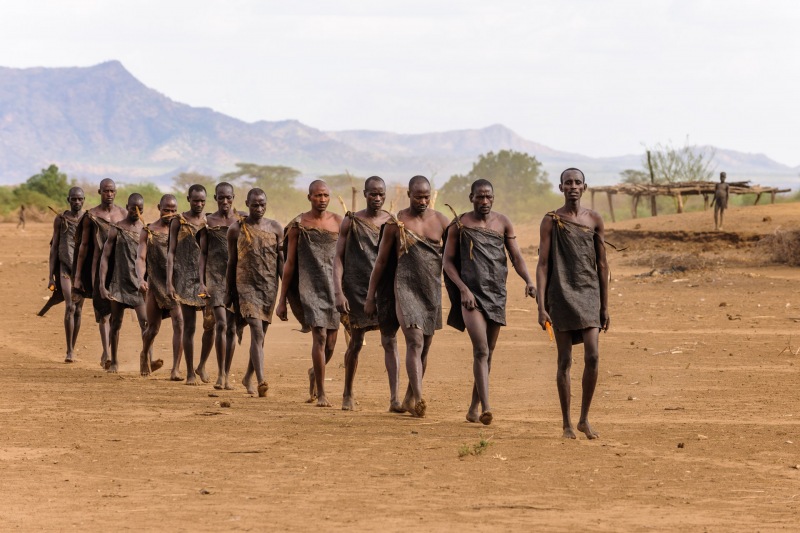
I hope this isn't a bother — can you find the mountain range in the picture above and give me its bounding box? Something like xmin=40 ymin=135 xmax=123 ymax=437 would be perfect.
xmin=0 ymin=61 xmax=797 ymax=190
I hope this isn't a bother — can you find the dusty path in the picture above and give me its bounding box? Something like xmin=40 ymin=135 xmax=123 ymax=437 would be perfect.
xmin=0 ymin=203 xmax=798 ymax=531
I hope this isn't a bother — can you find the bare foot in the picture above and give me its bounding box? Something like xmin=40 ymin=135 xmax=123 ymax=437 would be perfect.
xmin=466 ymin=404 xmax=480 ymax=423
xmin=400 ymin=397 xmax=415 ymax=414
xmin=577 ymin=421 xmax=599 ymax=440
xmin=242 ymin=375 xmax=256 ymax=395
xmin=185 ymin=374 xmax=198 ymax=386
xmin=342 ymin=395 xmax=355 ymax=411
xmin=479 ymin=411 xmax=493 ymax=426
xmin=213 ymin=374 xmax=224 ymax=390
xmin=150 ymin=359 xmax=163 ymax=372
xmin=103 ymin=358 xmax=112 ymax=371
xmin=316 ymin=395 xmax=332 ymax=407
xmin=64 ymin=353 xmax=75 ymax=363
xmin=106 ymin=362 xmax=118 ymax=373
xmin=562 ymin=427 xmax=577 ymax=439
xmin=412 ymin=398 xmax=427 ymax=418
xmin=169 ymin=369 xmax=183 ymax=382
xmin=257 ymin=381 xmax=269 ymax=398
xmin=224 ymin=376 xmax=234 ymax=391
xmin=306 ymin=368 xmax=317 ymax=403
xmin=389 ymin=401 xmax=405 ymax=413
xmin=100 ymin=353 xmax=109 ymax=368
xmin=196 ymin=366 xmax=210 ymax=384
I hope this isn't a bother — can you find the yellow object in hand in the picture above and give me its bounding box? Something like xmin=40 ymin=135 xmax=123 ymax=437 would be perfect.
xmin=545 ymin=321 xmax=554 ymax=342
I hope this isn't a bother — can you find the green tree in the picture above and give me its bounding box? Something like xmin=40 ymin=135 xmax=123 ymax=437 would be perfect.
xmin=438 ymin=150 xmax=552 ymax=219
xmin=18 ymin=164 xmax=72 ymax=201
xmin=643 ymin=141 xmax=716 ymax=184
xmin=172 ymin=171 xmax=216 ymax=195
xmin=620 ymin=169 xmax=650 ymax=184
xmin=220 ymin=163 xmax=300 ymax=193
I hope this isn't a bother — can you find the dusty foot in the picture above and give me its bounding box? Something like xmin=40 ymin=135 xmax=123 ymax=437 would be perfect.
xmin=224 ymin=375 xmax=234 ymax=391
xmin=64 ymin=353 xmax=75 ymax=363
xmin=242 ymin=375 xmax=256 ymax=395
xmin=412 ymin=398 xmax=427 ymax=418
xmin=100 ymin=353 xmax=109 ymax=368
xmin=169 ymin=369 xmax=183 ymax=382
xmin=562 ymin=426 xmax=577 ymax=439
xmin=185 ymin=373 xmax=198 ymax=386
xmin=257 ymin=381 xmax=269 ymax=398
xmin=400 ymin=397 xmax=415 ymax=414
xmin=342 ymin=395 xmax=355 ymax=411
xmin=466 ymin=404 xmax=480 ymax=423
xmin=106 ymin=362 xmax=119 ymax=373
xmin=213 ymin=374 xmax=224 ymax=390
xmin=103 ymin=359 xmax=112 ymax=370
xmin=577 ymin=421 xmax=599 ymax=440
xmin=389 ymin=401 xmax=405 ymax=413
xmin=479 ymin=411 xmax=493 ymax=426
xmin=196 ymin=366 xmax=210 ymax=384
xmin=316 ymin=395 xmax=332 ymax=407
xmin=150 ymin=359 xmax=163 ymax=372
xmin=306 ymin=368 xmax=317 ymax=403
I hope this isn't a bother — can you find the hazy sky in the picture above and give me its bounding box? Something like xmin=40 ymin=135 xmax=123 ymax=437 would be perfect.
xmin=2 ymin=1 xmax=799 ymax=165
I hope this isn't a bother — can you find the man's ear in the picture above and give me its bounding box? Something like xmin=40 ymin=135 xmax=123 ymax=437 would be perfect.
xmin=583 ymin=183 xmax=588 ymax=191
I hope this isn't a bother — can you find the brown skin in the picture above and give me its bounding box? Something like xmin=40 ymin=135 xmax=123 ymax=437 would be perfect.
xmin=332 ymin=180 xmax=399 ymax=411
xmin=137 ymin=198 xmax=183 ymax=378
xmin=275 ymin=181 xmax=342 ymax=407
xmin=98 ymin=197 xmax=152 ymax=373
xmin=197 ymin=185 xmax=239 ymax=389
xmin=365 ymin=180 xmax=449 ymax=417
xmin=48 ymin=190 xmax=85 ymax=362
xmin=225 ymin=192 xmax=284 ymax=397
xmin=166 ymin=189 xmax=207 ymax=385
xmin=72 ymin=179 xmax=128 ymax=367
xmin=536 ymin=170 xmax=609 ymax=440
xmin=713 ymin=172 xmax=730 ymax=231
xmin=442 ymin=184 xmax=536 ymax=425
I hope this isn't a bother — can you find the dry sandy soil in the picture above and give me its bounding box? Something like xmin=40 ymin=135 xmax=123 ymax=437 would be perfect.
xmin=1 ymin=202 xmax=798 ymax=531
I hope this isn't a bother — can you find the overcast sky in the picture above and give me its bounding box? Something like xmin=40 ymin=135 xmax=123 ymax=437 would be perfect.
xmin=2 ymin=1 xmax=799 ymax=166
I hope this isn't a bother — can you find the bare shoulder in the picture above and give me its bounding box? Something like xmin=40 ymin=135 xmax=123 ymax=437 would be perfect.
xmin=434 ymin=209 xmax=449 ymax=227
xmin=329 ymin=211 xmax=343 ymax=224
xmin=267 ymin=218 xmax=283 ymax=235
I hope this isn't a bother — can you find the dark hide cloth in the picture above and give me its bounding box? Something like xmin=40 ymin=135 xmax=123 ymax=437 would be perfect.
xmin=171 ymin=215 xmax=205 ymax=308
xmin=145 ymin=228 xmax=174 ymax=313
xmin=443 ymin=214 xmax=508 ymax=332
xmin=375 ymin=224 xmax=399 ymax=337
xmin=284 ymin=217 xmax=340 ymax=330
xmin=203 ymin=225 xmax=230 ymax=308
xmin=341 ymin=212 xmax=381 ymax=331
xmin=233 ymin=222 xmax=280 ymax=327
xmin=544 ymin=212 xmax=601 ymax=345
xmin=71 ymin=213 xmax=113 ymax=322
xmin=38 ymin=213 xmax=79 ymax=317
xmin=385 ymin=219 xmax=443 ymax=336
xmin=108 ymin=227 xmax=144 ymax=309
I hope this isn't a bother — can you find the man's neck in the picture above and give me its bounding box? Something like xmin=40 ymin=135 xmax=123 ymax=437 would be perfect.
xmin=472 ymin=209 xmax=490 ymax=222
xmin=561 ymin=199 xmax=581 ymax=216
xmin=307 ymin=209 xmax=326 ymax=220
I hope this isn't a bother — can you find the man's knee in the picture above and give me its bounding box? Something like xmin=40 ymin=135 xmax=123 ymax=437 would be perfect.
xmin=405 ymin=334 xmax=424 ymax=352
xmin=214 ymin=320 xmax=226 ymax=336
xmin=584 ymin=349 xmax=599 ymax=368
xmin=557 ymin=353 xmax=572 ymax=373
xmin=472 ymin=345 xmax=490 ymax=361
xmin=110 ymin=314 xmax=123 ymax=331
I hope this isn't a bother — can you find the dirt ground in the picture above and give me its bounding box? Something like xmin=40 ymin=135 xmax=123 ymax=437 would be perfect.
xmin=1 ymin=202 xmax=798 ymax=531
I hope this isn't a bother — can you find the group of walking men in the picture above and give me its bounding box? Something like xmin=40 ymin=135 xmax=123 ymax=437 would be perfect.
xmin=42 ymin=168 xmax=609 ymax=439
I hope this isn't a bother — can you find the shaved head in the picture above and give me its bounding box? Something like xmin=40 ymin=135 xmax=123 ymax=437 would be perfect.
xmin=365 ymin=176 xmax=385 ymax=189
xmin=247 ymin=187 xmax=267 ymax=201
xmin=160 ymin=193 xmax=177 ymax=205
xmin=560 ymin=168 xmax=585 ymax=183
xmin=99 ymin=178 xmax=116 ymax=189
xmin=128 ymin=193 xmax=144 ymax=205
xmin=409 ymin=175 xmax=430 ymax=191
xmin=308 ymin=179 xmax=329 ymax=194
xmin=68 ymin=186 xmax=84 ymax=197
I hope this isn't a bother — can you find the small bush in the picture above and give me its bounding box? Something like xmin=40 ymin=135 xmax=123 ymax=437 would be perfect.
xmin=761 ymin=229 xmax=800 ymax=266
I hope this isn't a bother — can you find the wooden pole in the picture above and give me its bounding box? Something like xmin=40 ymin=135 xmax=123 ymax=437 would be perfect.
xmin=754 ymin=192 xmax=762 ymax=205
xmin=771 ymin=191 xmax=777 ymax=204
xmin=351 ymin=186 xmax=358 ymax=213
xmin=591 ymin=190 xmax=596 ymax=210
xmin=647 ymin=150 xmax=657 ymax=216
xmin=606 ymin=192 xmax=616 ymax=222
xmin=703 ymin=193 xmax=709 ymax=210
xmin=676 ymin=192 xmax=684 ymax=213
xmin=631 ymin=195 xmax=639 ymax=219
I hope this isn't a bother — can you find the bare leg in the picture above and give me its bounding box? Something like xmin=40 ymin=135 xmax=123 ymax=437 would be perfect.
xmin=397 ymin=300 xmax=431 ymax=417
xmin=244 ymin=318 xmax=269 ymax=397
xmin=181 ymin=304 xmax=199 ymax=385
xmin=381 ymin=332 xmax=402 ymax=412
xmin=140 ymin=293 xmax=164 ymax=376
xmin=714 ymin=206 xmax=721 ymax=230
xmin=134 ymin=303 xmax=160 ymax=371
xmin=223 ymin=310 xmax=237 ymax=389
xmin=308 ymin=327 xmax=337 ymax=407
xmin=106 ymin=301 xmax=126 ymax=373
xmin=60 ymin=270 xmax=81 ymax=362
xmin=196 ymin=306 xmax=215 ymax=384
xmin=169 ymin=305 xmax=184 ymax=381
xmin=555 ymin=330 xmax=576 ymax=439
xmin=576 ymin=328 xmax=600 ymax=439
xmin=464 ymin=310 xmax=501 ymax=424
xmin=342 ymin=328 xmax=366 ymax=410
xmin=98 ymin=314 xmax=111 ymax=368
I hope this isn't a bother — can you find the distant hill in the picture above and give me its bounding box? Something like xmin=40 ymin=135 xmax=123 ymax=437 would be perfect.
xmin=0 ymin=61 xmax=796 ymax=190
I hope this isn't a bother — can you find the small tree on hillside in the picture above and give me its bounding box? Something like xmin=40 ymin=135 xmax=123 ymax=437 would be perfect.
xmin=172 ymin=172 xmax=216 ymax=194
xmin=19 ymin=164 xmax=72 ymax=201
xmin=620 ymin=169 xmax=650 ymax=184
xmin=643 ymin=141 xmax=716 ymax=183
xmin=439 ymin=150 xmax=550 ymax=218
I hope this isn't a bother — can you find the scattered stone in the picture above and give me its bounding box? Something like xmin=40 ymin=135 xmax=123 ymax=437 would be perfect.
xmin=697 ymin=434 xmax=708 ymax=440
xmin=719 ymin=302 xmax=728 ymax=307
xmin=677 ymin=443 xmax=685 ymax=449
xmin=208 ymin=393 xmax=219 ymax=398
xmin=199 ymin=488 xmax=211 ymax=495
xmin=220 ymin=400 xmax=231 ymax=408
